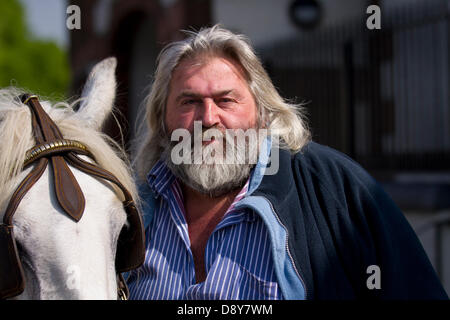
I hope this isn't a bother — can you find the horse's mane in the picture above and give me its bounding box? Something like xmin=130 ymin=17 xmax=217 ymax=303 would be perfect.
xmin=0 ymin=87 xmax=138 ymax=212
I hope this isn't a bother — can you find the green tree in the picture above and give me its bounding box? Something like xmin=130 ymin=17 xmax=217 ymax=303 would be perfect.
xmin=0 ymin=0 xmax=70 ymax=100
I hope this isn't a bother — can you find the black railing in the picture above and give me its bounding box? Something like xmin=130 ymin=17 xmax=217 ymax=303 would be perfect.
xmin=262 ymin=0 xmax=450 ymax=172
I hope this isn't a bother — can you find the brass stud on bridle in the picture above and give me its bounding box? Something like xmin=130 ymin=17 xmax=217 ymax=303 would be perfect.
xmin=23 ymin=139 xmax=90 ymax=167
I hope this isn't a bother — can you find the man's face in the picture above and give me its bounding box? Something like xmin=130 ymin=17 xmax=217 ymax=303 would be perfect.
xmin=162 ymin=55 xmax=260 ymax=196
xmin=165 ymin=55 xmax=258 ymax=135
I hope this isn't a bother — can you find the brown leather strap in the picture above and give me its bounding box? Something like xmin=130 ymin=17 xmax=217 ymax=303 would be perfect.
xmin=64 ymin=153 xmax=145 ymax=273
xmin=117 ymin=274 xmax=129 ymax=300
xmin=21 ymin=94 xmax=85 ymax=222
xmin=0 ymin=158 xmax=48 ymax=299
xmin=24 ymin=95 xmax=60 ymax=142
xmin=0 ymin=225 xmax=25 ymax=299
xmin=64 ymin=153 xmax=133 ymax=202
xmin=3 ymin=158 xmax=48 ymax=226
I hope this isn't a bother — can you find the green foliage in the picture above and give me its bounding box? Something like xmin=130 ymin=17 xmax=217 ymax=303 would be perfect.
xmin=0 ymin=0 xmax=70 ymax=100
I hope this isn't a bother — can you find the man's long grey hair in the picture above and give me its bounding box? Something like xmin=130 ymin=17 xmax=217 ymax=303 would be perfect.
xmin=132 ymin=25 xmax=310 ymax=181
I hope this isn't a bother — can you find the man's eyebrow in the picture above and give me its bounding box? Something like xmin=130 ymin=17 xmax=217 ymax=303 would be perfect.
xmin=175 ymin=91 xmax=201 ymax=102
xmin=175 ymin=90 xmax=235 ymax=102
xmin=213 ymin=89 xmax=234 ymax=97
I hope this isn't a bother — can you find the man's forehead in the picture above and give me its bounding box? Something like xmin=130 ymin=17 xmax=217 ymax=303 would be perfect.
xmin=169 ymin=56 xmax=249 ymax=97
xmin=172 ymin=54 xmax=247 ymax=82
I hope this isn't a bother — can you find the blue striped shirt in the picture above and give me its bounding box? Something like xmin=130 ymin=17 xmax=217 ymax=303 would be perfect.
xmin=128 ymin=160 xmax=282 ymax=300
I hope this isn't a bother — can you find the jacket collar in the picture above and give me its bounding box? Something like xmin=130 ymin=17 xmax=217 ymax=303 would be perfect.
xmin=248 ymin=138 xmax=294 ymax=205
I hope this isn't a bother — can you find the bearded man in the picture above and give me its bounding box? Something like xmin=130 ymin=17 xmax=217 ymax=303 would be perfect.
xmin=128 ymin=26 xmax=447 ymax=300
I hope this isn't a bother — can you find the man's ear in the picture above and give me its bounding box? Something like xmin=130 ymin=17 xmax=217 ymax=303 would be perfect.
xmin=76 ymin=57 xmax=117 ymax=130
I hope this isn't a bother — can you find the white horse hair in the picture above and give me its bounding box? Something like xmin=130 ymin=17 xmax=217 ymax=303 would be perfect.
xmin=0 ymin=57 xmax=138 ymax=299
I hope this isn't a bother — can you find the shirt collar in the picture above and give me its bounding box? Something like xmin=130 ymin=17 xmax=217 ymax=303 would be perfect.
xmin=146 ymin=160 xmax=176 ymax=197
xmin=146 ymin=159 xmax=250 ymax=202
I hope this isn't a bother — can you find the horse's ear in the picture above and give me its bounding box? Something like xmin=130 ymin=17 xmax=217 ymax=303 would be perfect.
xmin=77 ymin=57 xmax=117 ymax=130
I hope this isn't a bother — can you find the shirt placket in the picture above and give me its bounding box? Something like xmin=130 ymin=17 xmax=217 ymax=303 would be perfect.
xmin=203 ymin=208 xmax=250 ymax=275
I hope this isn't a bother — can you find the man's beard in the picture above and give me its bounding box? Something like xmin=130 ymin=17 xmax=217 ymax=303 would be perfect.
xmin=161 ymin=126 xmax=261 ymax=197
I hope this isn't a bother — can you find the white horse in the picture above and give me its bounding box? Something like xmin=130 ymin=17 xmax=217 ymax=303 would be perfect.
xmin=0 ymin=58 xmax=142 ymax=299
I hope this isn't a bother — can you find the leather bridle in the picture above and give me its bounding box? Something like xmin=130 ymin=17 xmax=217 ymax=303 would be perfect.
xmin=0 ymin=94 xmax=145 ymax=299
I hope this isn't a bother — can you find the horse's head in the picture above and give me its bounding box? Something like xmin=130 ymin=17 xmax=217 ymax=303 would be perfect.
xmin=0 ymin=58 xmax=143 ymax=299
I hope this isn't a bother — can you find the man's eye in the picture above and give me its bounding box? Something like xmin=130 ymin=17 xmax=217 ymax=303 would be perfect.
xmin=182 ymin=99 xmax=198 ymax=105
xmin=218 ymin=98 xmax=235 ymax=104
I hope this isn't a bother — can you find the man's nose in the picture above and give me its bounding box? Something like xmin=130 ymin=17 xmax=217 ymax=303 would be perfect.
xmin=198 ymin=98 xmax=220 ymax=127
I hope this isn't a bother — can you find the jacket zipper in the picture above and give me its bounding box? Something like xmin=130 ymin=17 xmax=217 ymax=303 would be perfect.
xmin=260 ymin=195 xmax=309 ymax=300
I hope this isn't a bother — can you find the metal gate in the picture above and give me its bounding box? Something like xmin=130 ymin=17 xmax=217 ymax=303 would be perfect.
xmin=261 ymin=0 xmax=450 ymax=172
